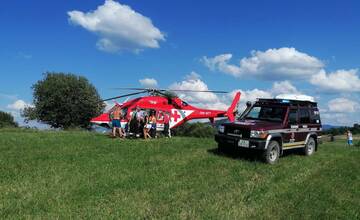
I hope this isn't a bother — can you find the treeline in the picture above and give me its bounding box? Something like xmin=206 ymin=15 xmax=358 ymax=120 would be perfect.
xmin=323 ymin=124 xmax=360 ymax=135
xmin=173 ymin=122 xmax=216 ymax=138
xmin=0 ymin=111 xmax=18 ymax=128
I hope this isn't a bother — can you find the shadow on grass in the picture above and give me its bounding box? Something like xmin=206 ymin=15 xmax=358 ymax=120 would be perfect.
xmin=208 ymin=146 xmax=308 ymax=162
xmin=207 ymin=147 xmax=262 ymax=162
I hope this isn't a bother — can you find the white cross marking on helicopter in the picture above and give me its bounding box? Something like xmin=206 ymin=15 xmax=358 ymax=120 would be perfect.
xmin=172 ymin=110 xmax=181 ymax=122
xmin=169 ymin=109 xmax=193 ymax=128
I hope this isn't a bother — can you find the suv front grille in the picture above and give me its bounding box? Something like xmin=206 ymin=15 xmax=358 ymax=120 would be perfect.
xmin=225 ymin=126 xmax=250 ymax=138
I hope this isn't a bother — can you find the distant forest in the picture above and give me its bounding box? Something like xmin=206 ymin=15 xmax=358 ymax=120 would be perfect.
xmin=323 ymin=123 xmax=360 ymax=135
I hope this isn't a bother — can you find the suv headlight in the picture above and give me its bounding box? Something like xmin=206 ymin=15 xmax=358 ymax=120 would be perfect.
xmin=250 ymin=130 xmax=268 ymax=139
xmin=218 ymin=125 xmax=225 ymax=133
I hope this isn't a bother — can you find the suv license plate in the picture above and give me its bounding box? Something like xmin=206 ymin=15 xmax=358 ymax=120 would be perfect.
xmin=238 ymin=139 xmax=249 ymax=148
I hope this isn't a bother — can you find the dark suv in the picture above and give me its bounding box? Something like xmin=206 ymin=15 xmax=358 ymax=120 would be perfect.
xmin=215 ymin=97 xmax=322 ymax=164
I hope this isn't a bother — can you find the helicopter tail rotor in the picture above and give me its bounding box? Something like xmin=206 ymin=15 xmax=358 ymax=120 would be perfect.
xmin=226 ymin=91 xmax=241 ymax=122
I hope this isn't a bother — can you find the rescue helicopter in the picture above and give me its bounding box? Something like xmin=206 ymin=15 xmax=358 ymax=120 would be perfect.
xmin=90 ymin=88 xmax=241 ymax=133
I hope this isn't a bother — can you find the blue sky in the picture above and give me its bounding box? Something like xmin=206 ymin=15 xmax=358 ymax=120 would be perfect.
xmin=0 ymin=0 xmax=359 ymax=126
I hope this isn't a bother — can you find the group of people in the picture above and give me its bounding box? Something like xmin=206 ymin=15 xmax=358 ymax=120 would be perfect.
xmin=110 ymin=106 xmax=171 ymax=139
xmin=138 ymin=108 xmax=157 ymax=139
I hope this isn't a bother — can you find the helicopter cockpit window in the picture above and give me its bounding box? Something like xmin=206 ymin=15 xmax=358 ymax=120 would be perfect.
xmin=182 ymin=101 xmax=189 ymax=106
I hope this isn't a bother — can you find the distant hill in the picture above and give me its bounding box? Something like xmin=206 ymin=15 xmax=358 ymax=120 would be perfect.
xmin=322 ymin=124 xmax=341 ymax=130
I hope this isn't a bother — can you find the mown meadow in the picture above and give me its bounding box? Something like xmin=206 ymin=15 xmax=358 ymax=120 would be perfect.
xmin=0 ymin=129 xmax=359 ymax=219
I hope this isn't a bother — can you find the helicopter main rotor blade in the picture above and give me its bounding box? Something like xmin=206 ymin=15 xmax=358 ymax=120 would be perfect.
xmin=110 ymin=87 xmax=148 ymax=91
xmin=111 ymin=87 xmax=228 ymax=93
xmin=165 ymin=89 xmax=228 ymax=93
xmin=101 ymin=91 xmax=148 ymax=102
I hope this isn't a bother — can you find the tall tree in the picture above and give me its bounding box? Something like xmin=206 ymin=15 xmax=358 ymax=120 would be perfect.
xmin=23 ymin=72 xmax=104 ymax=129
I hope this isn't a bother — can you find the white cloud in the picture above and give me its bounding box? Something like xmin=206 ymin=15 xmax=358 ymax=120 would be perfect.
xmin=271 ymin=80 xmax=300 ymax=95
xmin=321 ymin=113 xmax=353 ymax=126
xmin=139 ymin=78 xmax=158 ymax=88
xmin=168 ymin=72 xmax=273 ymax=111
xmin=202 ymin=47 xmax=324 ymax=80
xmin=230 ymin=89 xmax=272 ymax=112
xmin=185 ymin=71 xmax=201 ymax=81
xmin=327 ymin=98 xmax=359 ymax=113
xmin=237 ymin=89 xmax=272 ymax=103
xmin=169 ymin=72 xmax=220 ymax=105
xmin=310 ymin=69 xmax=360 ymax=92
xmin=68 ymin=0 xmax=165 ymax=53
xmin=319 ymin=97 xmax=360 ymax=126
xmin=6 ymin=100 xmax=32 ymax=111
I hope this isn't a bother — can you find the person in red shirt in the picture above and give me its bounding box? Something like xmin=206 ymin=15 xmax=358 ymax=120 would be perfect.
xmin=163 ymin=111 xmax=171 ymax=138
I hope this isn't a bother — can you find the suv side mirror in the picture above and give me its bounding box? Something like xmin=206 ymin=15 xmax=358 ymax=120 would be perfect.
xmin=246 ymin=101 xmax=252 ymax=108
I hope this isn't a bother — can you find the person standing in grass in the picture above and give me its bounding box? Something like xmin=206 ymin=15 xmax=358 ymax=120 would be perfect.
xmin=149 ymin=110 xmax=157 ymax=138
xmin=163 ymin=111 xmax=171 ymax=138
xmin=135 ymin=107 xmax=144 ymax=137
xmin=143 ymin=115 xmax=152 ymax=139
xmin=111 ymin=106 xmax=122 ymax=138
xmin=347 ymin=130 xmax=353 ymax=146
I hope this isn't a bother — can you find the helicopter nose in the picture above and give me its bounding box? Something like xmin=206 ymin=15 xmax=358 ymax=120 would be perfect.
xmin=90 ymin=113 xmax=110 ymax=123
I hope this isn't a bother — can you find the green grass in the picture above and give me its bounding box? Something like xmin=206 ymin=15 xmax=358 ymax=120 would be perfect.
xmin=0 ymin=129 xmax=359 ymax=219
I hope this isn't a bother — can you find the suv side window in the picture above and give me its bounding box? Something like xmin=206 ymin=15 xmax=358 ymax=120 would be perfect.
xmin=299 ymin=109 xmax=310 ymax=124
xmin=310 ymin=108 xmax=321 ymax=124
xmin=248 ymin=106 xmax=261 ymax=118
xmin=288 ymin=109 xmax=298 ymax=125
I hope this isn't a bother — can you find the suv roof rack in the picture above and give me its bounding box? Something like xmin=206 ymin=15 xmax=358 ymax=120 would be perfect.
xmin=256 ymin=98 xmax=317 ymax=107
xmin=275 ymin=94 xmax=315 ymax=102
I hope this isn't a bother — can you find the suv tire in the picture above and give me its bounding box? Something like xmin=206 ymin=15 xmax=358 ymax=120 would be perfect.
xmin=263 ymin=141 xmax=280 ymax=164
xmin=304 ymin=137 xmax=316 ymax=156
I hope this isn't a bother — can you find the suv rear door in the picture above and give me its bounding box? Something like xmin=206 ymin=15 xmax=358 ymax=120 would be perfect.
xmin=284 ymin=108 xmax=298 ymax=145
xmin=298 ymin=108 xmax=311 ymax=143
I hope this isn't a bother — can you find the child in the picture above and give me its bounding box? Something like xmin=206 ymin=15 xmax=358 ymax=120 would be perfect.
xmin=347 ymin=130 xmax=353 ymax=146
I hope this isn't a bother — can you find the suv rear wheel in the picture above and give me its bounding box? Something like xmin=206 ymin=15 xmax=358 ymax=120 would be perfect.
xmin=304 ymin=137 xmax=316 ymax=156
xmin=263 ymin=141 xmax=280 ymax=164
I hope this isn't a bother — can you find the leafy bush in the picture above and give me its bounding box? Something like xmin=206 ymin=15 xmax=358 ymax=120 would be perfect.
xmin=23 ymin=72 xmax=104 ymax=129
xmin=173 ymin=122 xmax=216 ymax=138
xmin=0 ymin=111 xmax=18 ymax=128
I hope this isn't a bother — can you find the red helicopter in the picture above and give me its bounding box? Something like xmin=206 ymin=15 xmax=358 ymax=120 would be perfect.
xmin=90 ymin=88 xmax=241 ymax=132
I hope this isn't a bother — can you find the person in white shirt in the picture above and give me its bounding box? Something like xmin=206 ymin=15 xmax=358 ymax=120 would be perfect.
xmin=347 ymin=130 xmax=353 ymax=146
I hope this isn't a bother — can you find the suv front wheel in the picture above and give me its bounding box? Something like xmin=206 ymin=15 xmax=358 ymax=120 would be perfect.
xmin=263 ymin=141 xmax=280 ymax=164
xmin=304 ymin=137 xmax=316 ymax=156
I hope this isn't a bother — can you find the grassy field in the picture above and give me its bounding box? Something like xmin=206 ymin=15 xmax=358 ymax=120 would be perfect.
xmin=0 ymin=129 xmax=359 ymax=219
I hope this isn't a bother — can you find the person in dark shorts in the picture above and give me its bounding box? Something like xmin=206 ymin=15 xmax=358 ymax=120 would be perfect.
xmin=135 ymin=107 xmax=144 ymax=137
xmin=149 ymin=111 xmax=157 ymax=138
xmin=163 ymin=111 xmax=171 ymax=138
xmin=111 ymin=106 xmax=122 ymax=138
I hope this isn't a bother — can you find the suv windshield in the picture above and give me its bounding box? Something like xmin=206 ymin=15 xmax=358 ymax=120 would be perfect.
xmin=244 ymin=105 xmax=286 ymax=122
